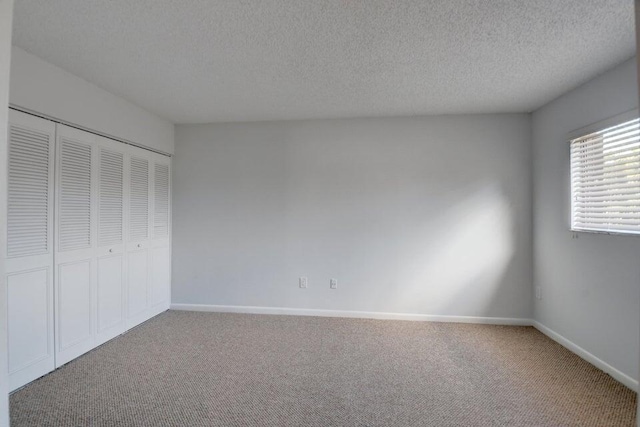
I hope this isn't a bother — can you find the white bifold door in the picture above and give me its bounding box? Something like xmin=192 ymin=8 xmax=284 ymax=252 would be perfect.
xmin=148 ymin=155 xmax=171 ymax=317
xmin=55 ymin=125 xmax=172 ymax=366
xmin=54 ymin=125 xmax=129 ymax=365
xmin=6 ymin=110 xmax=56 ymax=390
xmin=126 ymin=150 xmax=171 ymax=329
xmin=6 ymin=111 xmax=171 ymax=389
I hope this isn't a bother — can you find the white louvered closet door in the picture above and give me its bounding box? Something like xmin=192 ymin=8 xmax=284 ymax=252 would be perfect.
xmin=125 ymin=146 xmax=153 ymax=328
xmin=54 ymin=125 xmax=98 ymax=366
xmin=95 ymin=136 xmax=126 ymax=346
xmin=6 ymin=110 xmax=55 ymax=391
xmin=6 ymin=109 xmax=172 ymax=389
xmin=148 ymin=153 xmax=171 ymax=316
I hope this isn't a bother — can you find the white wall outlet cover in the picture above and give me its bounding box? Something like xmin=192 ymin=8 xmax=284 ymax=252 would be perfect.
xmin=330 ymin=279 xmax=337 ymax=289
xmin=299 ymin=277 xmax=308 ymax=288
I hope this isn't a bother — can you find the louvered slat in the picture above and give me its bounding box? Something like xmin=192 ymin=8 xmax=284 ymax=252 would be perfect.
xmin=130 ymin=157 xmax=149 ymax=241
xmin=154 ymin=163 xmax=169 ymax=238
xmin=8 ymin=125 xmax=51 ymax=257
xmin=59 ymin=139 xmax=92 ymax=251
xmin=99 ymin=149 xmax=124 ymax=246
xmin=570 ymin=118 xmax=640 ymax=234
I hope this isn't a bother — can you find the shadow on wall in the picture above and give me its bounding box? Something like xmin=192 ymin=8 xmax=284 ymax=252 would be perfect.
xmin=394 ymin=183 xmax=515 ymax=316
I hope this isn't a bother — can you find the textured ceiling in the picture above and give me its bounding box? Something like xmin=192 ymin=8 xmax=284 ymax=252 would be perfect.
xmin=12 ymin=0 xmax=636 ymax=124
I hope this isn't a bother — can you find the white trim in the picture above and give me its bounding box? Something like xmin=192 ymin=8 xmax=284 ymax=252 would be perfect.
xmin=170 ymin=303 xmax=532 ymax=325
xmin=532 ymin=321 xmax=638 ymax=392
xmin=566 ymin=108 xmax=639 ymax=142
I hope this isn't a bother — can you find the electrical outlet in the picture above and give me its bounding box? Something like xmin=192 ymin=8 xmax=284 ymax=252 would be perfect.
xmin=535 ymin=285 xmax=542 ymax=300
xmin=330 ymin=278 xmax=338 ymax=289
xmin=299 ymin=277 xmax=308 ymax=289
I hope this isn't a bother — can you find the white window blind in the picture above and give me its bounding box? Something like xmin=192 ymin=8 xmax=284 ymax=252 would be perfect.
xmin=570 ymin=117 xmax=640 ymax=235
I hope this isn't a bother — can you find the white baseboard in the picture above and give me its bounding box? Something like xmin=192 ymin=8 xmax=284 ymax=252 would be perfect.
xmin=170 ymin=303 xmax=532 ymax=325
xmin=531 ymin=321 xmax=638 ymax=392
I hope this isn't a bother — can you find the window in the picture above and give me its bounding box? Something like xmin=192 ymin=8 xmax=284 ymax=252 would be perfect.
xmin=570 ymin=117 xmax=640 ymax=235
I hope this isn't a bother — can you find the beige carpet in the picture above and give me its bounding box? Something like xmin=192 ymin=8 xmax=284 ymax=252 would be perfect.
xmin=10 ymin=311 xmax=637 ymax=426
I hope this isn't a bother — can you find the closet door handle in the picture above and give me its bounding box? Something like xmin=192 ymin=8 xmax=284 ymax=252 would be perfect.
xmin=109 ymin=248 xmax=113 ymax=253
xmin=137 ymin=244 xmax=142 ymax=248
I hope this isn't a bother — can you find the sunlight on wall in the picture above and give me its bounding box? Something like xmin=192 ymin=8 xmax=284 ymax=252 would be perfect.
xmin=395 ymin=184 xmax=515 ymax=315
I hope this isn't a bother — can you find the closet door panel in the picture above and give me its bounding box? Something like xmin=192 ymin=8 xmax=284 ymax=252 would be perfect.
xmin=95 ymin=138 xmax=126 ymax=344
xmin=58 ymin=139 xmax=92 ymax=252
xmin=149 ymin=246 xmax=170 ymax=307
xmin=129 ymin=155 xmax=149 ymax=243
xmin=54 ymin=125 xmax=97 ymax=366
xmin=57 ymin=261 xmax=92 ymax=356
xmin=97 ymin=255 xmax=124 ymax=336
xmin=152 ymin=161 xmax=170 ymax=240
xmin=7 ymin=268 xmax=52 ymax=390
xmin=148 ymin=153 xmax=171 ymax=313
xmin=8 ymin=125 xmax=51 ymax=257
xmin=7 ymin=269 xmax=49 ymax=370
xmin=127 ymin=249 xmax=148 ymax=321
xmin=98 ymin=147 xmax=124 ymax=248
xmin=6 ymin=110 xmax=55 ymax=391
xmin=126 ymin=148 xmax=152 ymax=328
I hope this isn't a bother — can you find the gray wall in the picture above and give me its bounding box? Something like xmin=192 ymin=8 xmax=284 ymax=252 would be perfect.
xmin=173 ymin=114 xmax=533 ymax=319
xmin=0 ymin=1 xmax=14 ymax=425
xmin=532 ymin=57 xmax=639 ymax=383
xmin=9 ymin=47 xmax=175 ymax=155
